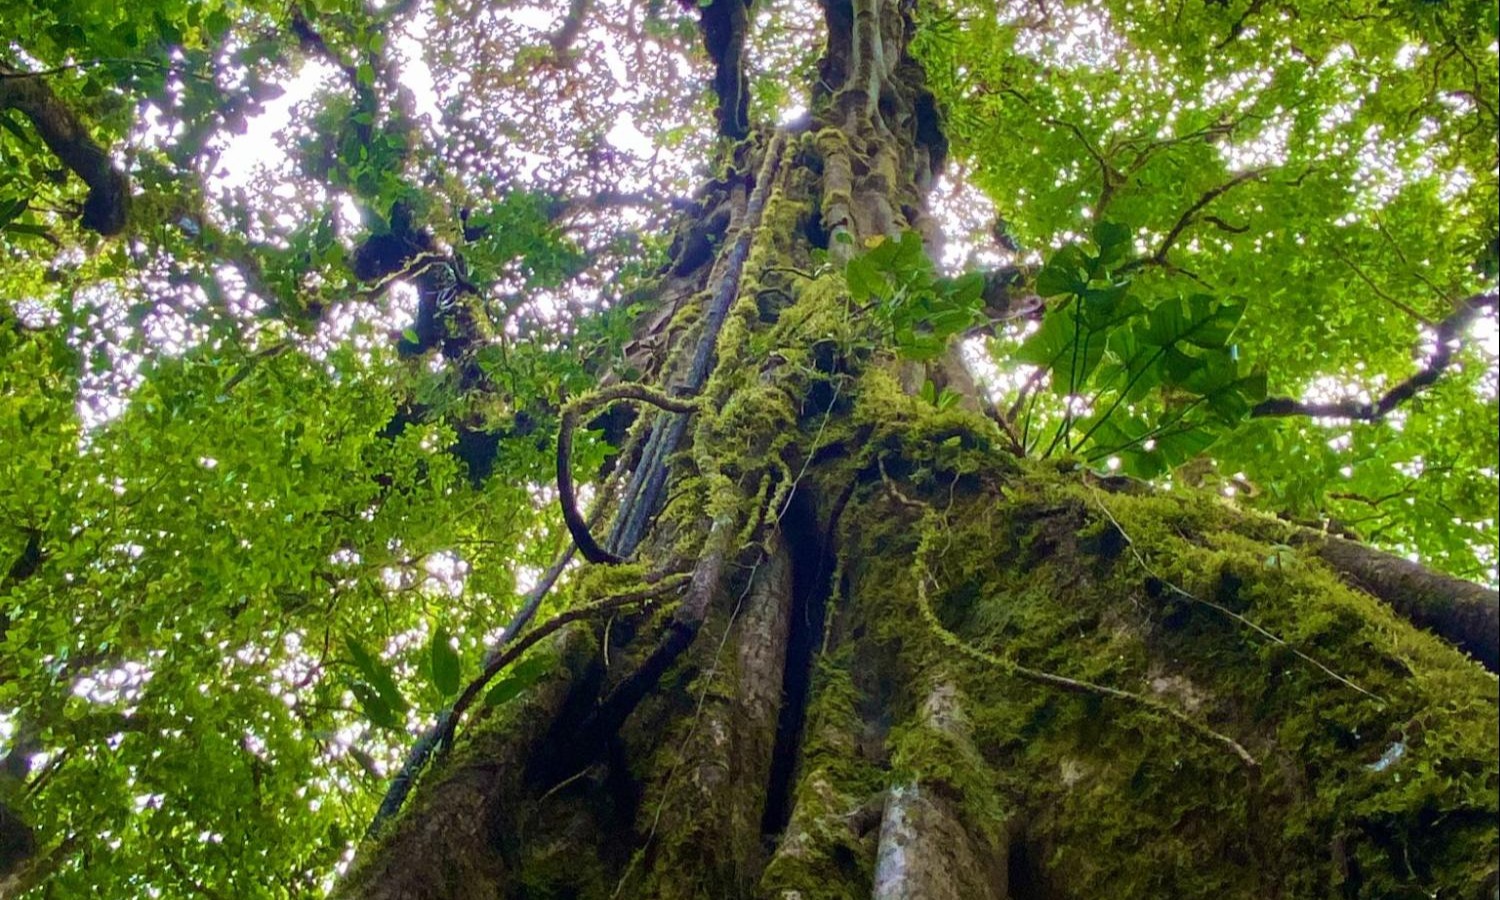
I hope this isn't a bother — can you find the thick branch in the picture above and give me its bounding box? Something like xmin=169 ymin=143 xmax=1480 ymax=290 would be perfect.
xmin=1252 ymin=292 xmax=1497 ymax=421
xmin=1305 ymin=534 xmax=1499 ymax=672
xmin=548 ymin=0 xmax=593 ymax=60
xmin=0 ymin=64 xmax=130 ymax=235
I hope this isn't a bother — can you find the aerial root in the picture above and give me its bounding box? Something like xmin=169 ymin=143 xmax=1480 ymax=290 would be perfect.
xmin=557 ymin=384 xmax=700 ymax=565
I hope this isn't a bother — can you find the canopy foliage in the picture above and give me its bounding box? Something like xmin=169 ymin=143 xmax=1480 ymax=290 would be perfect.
xmin=0 ymin=0 xmax=1495 ymax=893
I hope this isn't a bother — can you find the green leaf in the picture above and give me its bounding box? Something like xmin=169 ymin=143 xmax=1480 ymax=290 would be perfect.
xmin=347 ymin=639 xmax=407 ymax=718
xmin=428 ymin=625 xmax=462 ymax=697
xmin=1035 ymin=245 xmax=1089 ymax=297
xmin=351 ymin=682 xmax=401 ymax=731
xmin=0 ymin=197 xmax=28 ymax=230
xmin=1092 ymin=220 xmax=1132 ymax=267
xmin=1015 ymin=308 xmax=1107 ymax=394
xmin=845 ymin=256 xmax=882 ymax=303
xmin=483 ymin=654 xmax=552 ymax=708
xmin=1141 ymin=294 xmax=1243 ymax=350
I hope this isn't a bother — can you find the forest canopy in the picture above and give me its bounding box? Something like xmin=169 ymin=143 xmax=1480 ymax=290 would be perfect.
xmin=0 ymin=0 xmax=1496 ymax=894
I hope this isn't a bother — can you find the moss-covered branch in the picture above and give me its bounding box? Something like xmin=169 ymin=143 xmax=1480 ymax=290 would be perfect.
xmin=1306 ymin=533 xmax=1499 ymax=671
xmin=0 ymin=64 xmax=130 ymax=235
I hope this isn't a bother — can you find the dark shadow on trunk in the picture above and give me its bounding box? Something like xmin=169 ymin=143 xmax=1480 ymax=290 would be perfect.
xmin=761 ymin=490 xmax=836 ymax=843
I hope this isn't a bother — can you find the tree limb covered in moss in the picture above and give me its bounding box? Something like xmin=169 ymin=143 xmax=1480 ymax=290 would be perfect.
xmin=558 ymin=384 xmax=698 ymax=565
xmin=609 ymin=131 xmax=788 ymax=555
xmin=1303 ymin=534 xmax=1499 ymax=672
xmin=0 ymin=63 xmax=130 ymax=235
xmin=1088 ymin=487 xmax=1385 ymax=702
xmin=914 ymin=561 xmax=1260 ymax=769
xmin=1252 ymin=292 xmax=1498 ymax=422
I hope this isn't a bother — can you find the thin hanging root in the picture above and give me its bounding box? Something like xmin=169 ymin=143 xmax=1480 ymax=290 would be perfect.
xmin=557 ymin=384 xmax=700 ymax=565
xmin=908 ymin=508 xmax=1259 ymax=770
xmin=365 ymin=567 xmax=687 ymax=837
xmin=1085 ymin=486 xmax=1385 ymax=704
xmin=441 ymin=573 xmax=693 ymax=753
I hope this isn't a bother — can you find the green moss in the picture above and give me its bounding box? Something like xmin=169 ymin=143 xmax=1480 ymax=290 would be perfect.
xmin=886 ymin=679 xmax=1007 ymax=843
xmin=555 ymin=116 xmax=1497 ymax=900
xmin=758 ymin=655 xmax=884 ymax=899
xmin=619 ymin=606 xmax=776 ymax=900
xmin=827 ymin=475 xmax=1499 ymax=898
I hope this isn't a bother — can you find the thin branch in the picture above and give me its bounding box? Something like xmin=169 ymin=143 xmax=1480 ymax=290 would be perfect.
xmin=1374 ymin=220 xmax=1455 ymax=307
xmin=1253 ymin=292 xmax=1497 ymax=421
xmin=1328 ymin=245 xmax=1435 ymax=325
xmin=1005 ymin=365 xmax=1048 ymax=422
xmin=1214 ymin=0 xmax=1268 ymax=50
xmin=1124 ymin=169 xmax=1264 ymax=272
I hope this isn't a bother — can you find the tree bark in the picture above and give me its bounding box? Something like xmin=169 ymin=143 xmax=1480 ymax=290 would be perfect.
xmin=1306 ymin=533 xmax=1499 ymax=672
xmin=338 ymin=0 xmax=1500 ymax=896
xmin=0 ymin=65 xmax=131 ymax=236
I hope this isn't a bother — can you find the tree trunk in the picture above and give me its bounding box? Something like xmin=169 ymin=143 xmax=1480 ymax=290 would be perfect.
xmin=335 ymin=1 xmax=1499 ymax=897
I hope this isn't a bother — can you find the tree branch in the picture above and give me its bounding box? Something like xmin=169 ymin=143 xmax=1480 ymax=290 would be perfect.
xmin=0 ymin=63 xmax=130 ymax=235
xmin=1252 ymin=292 xmax=1497 ymax=421
xmin=1124 ymin=168 xmax=1264 ymax=271
xmin=1302 ymin=533 xmax=1499 ymax=672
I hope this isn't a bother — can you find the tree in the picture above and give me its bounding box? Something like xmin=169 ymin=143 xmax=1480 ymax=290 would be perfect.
xmin=0 ymin=0 xmax=1495 ymax=895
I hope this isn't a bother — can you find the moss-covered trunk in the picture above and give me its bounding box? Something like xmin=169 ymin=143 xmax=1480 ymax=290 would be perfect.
xmin=334 ymin=0 xmax=1498 ymax=897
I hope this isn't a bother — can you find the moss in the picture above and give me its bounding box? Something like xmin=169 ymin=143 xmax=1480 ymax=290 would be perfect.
xmin=827 ymin=476 xmax=1499 ymax=899
xmin=524 ymin=112 xmax=1497 ymax=899
xmin=758 ymin=655 xmax=885 ymax=899
xmin=619 ymin=604 xmax=781 ymax=900
xmin=886 ymin=679 xmax=1008 ymax=843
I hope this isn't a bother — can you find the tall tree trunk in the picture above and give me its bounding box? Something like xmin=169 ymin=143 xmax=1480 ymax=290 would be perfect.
xmin=335 ymin=1 xmax=1499 ymax=897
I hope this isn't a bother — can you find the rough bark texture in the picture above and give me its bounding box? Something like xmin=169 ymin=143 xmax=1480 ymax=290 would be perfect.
xmin=338 ymin=0 xmax=1500 ymax=897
